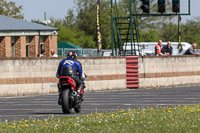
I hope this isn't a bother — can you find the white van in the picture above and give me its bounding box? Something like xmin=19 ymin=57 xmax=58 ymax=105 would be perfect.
xmin=123 ymin=42 xmax=191 ymax=56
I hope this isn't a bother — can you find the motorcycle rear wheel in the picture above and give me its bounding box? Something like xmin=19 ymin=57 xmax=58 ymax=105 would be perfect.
xmin=61 ymin=89 xmax=72 ymax=114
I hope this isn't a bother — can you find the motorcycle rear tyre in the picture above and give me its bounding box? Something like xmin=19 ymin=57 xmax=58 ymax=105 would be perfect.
xmin=61 ymin=89 xmax=72 ymax=114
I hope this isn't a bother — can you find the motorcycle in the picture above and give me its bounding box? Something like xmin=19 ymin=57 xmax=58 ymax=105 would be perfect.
xmin=59 ymin=76 xmax=85 ymax=114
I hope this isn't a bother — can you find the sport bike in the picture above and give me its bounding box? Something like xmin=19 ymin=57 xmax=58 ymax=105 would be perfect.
xmin=59 ymin=76 xmax=85 ymax=114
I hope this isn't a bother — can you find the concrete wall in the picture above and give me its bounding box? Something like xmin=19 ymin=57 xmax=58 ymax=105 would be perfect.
xmin=138 ymin=55 xmax=200 ymax=88
xmin=1 ymin=55 xmax=200 ymax=97
xmin=81 ymin=57 xmax=126 ymax=91
xmin=0 ymin=57 xmax=126 ymax=97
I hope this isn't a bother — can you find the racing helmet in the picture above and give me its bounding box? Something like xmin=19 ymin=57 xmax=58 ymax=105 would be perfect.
xmin=67 ymin=51 xmax=77 ymax=59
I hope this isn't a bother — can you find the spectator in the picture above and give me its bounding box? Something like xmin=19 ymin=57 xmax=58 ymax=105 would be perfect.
xmin=39 ymin=49 xmax=45 ymax=57
xmin=184 ymin=43 xmax=200 ymax=55
xmin=161 ymin=41 xmax=173 ymax=55
xmin=51 ymin=50 xmax=58 ymax=57
xmin=155 ymin=40 xmax=163 ymax=56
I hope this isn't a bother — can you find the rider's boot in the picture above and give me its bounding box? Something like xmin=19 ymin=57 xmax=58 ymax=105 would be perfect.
xmin=77 ymin=87 xmax=84 ymax=101
xmin=58 ymin=92 xmax=62 ymax=105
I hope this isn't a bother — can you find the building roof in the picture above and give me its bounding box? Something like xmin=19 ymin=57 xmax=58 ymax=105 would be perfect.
xmin=58 ymin=42 xmax=83 ymax=49
xmin=0 ymin=15 xmax=58 ymax=31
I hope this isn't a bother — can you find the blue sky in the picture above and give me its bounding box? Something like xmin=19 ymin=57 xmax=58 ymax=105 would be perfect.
xmin=7 ymin=0 xmax=200 ymax=23
xmin=7 ymin=0 xmax=75 ymax=21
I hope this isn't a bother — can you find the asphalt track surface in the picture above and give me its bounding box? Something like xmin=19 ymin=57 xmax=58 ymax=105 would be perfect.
xmin=0 ymin=86 xmax=200 ymax=122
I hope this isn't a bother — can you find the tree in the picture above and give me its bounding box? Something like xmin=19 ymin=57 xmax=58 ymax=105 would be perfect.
xmin=182 ymin=17 xmax=200 ymax=48
xmin=0 ymin=0 xmax=24 ymax=19
xmin=140 ymin=30 xmax=160 ymax=42
xmin=65 ymin=9 xmax=76 ymax=27
xmin=72 ymin=0 xmax=111 ymax=48
xmin=74 ymin=0 xmax=97 ymax=35
xmin=159 ymin=17 xmax=178 ymax=42
xmin=49 ymin=17 xmax=96 ymax=48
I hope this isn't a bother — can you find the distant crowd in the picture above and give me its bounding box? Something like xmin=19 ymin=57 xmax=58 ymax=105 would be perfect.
xmin=38 ymin=49 xmax=58 ymax=57
xmin=155 ymin=40 xmax=200 ymax=56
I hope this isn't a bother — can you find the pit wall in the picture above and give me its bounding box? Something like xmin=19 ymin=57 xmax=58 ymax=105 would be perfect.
xmin=0 ymin=57 xmax=126 ymax=97
xmin=138 ymin=55 xmax=200 ymax=88
xmin=1 ymin=55 xmax=200 ymax=97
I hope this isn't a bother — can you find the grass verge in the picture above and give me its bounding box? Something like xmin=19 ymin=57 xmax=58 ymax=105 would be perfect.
xmin=1 ymin=104 xmax=200 ymax=133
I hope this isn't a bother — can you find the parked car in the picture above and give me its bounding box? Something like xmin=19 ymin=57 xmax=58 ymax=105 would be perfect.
xmin=123 ymin=42 xmax=191 ymax=56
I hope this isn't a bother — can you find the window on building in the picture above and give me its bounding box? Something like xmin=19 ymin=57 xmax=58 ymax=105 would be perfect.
xmin=40 ymin=36 xmax=46 ymax=51
xmin=11 ymin=37 xmax=16 ymax=57
xmin=26 ymin=36 xmax=33 ymax=57
xmin=0 ymin=37 xmax=4 ymax=57
xmin=0 ymin=37 xmax=3 ymax=42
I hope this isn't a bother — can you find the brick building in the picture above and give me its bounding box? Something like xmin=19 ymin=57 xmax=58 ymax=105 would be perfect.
xmin=0 ymin=15 xmax=58 ymax=57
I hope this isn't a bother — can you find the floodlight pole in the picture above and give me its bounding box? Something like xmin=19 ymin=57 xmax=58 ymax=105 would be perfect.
xmin=111 ymin=0 xmax=114 ymax=56
xmin=188 ymin=0 xmax=191 ymax=15
xmin=178 ymin=15 xmax=182 ymax=53
xmin=130 ymin=0 xmax=133 ymax=56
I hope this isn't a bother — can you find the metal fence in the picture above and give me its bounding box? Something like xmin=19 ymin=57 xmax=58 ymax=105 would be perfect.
xmin=58 ymin=48 xmax=83 ymax=57
xmin=58 ymin=48 xmax=200 ymax=57
xmin=57 ymin=48 xmax=113 ymax=57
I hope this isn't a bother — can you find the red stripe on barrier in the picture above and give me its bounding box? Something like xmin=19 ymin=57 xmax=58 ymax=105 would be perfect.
xmin=126 ymin=77 xmax=138 ymax=81
xmin=127 ymin=84 xmax=139 ymax=88
xmin=126 ymin=56 xmax=139 ymax=88
xmin=127 ymin=69 xmax=138 ymax=73
xmin=127 ymin=81 xmax=139 ymax=84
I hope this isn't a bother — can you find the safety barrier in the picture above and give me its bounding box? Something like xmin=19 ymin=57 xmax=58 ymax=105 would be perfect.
xmin=126 ymin=56 xmax=139 ymax=88
xmin=0 ymin=57 xmax=126 ymax=97
xmin=1 ymin=55 xmax=200 ymax=97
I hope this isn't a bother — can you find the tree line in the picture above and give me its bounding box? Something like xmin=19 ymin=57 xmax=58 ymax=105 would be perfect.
xmin=1 ymin=0 xmax=200 ymax=48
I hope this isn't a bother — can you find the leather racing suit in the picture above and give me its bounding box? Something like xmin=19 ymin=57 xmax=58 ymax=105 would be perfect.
xmin=56 ymin=58 xmax=84 ymax=95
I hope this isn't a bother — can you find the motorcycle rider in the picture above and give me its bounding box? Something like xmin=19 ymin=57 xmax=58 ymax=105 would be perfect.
xmin=73 ymin=53 xmax=87 ymax=92
xmin=56 ymin=51 xmax=85 ymax=105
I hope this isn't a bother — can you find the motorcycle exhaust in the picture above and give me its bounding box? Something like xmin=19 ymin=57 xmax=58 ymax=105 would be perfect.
xmin=72 ymin=91 xmax=77 ymax=97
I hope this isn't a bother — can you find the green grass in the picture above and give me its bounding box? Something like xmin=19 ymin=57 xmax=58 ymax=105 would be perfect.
xmin=1 ymin=104 xmax=200 ymax=133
